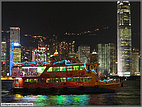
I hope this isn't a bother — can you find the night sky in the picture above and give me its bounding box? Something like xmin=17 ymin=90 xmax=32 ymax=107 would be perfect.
xmin=2 ymin=2 xmax=140 ymax=50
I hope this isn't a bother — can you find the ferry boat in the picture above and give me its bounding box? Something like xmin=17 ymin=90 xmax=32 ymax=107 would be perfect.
xmin=12 ymin=57 xmax=122 ymax=94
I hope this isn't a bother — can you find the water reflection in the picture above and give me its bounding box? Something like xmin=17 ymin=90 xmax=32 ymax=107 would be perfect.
xmin=2 ymin=91 xmax=140 ymax=106
xmin=2 ymin=79 xmax=140 ymax=105
xmin=11 ymin=94 xmax=90 ymax=106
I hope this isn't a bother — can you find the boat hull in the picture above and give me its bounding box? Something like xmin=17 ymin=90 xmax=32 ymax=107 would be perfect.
xmin=11 ymin=86 xmax=117 ymax=95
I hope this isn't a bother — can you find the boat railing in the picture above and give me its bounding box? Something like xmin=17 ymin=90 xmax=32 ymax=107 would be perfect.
xmin=99 ymin=78 xmax=120 ymax=84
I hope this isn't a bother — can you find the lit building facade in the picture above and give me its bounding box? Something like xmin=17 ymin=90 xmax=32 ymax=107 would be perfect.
xmin=78 ymin=46 xmax=90 ymax=63
xmin=49 ymin=34 xmax=58 ymax=55
xmin=59 ymin=41 xmax=68 ymax=59
xmin=117 ymin=1 xmax=132 ymax=77
xmin=13 ymin=43 xmax=21 ymax=62
xmin=32 ymin=47 xmax=48 ymax=62
xmin=68 ymin=41 xmax=75 ymax=53
xmin=1 ymin=42 xmax=7 ymax=75
xmin=68 ymin=41 xmax=76 ymax=58
xmin=1 ymin=31 xmax=10 ymax=75
xmin=10 ymin=27 xmax=21 ymax=76
xmin=10 ymin=27 xmax=20 ymax=43
xmin=132 ymin=48 xmax=140 ymax=76
xmin=21 ymin=46 xmax=32 ymax=62
xmin=97 ymin=43 xmax=117 ymax=76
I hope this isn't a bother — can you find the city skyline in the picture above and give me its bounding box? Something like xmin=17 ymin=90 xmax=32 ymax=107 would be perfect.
xmin=2 ymin=2 xmax=140 ymax=50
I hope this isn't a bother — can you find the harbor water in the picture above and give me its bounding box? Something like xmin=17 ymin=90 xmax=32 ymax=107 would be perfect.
xmin=1 ymin=78 xmax=141 ymax=106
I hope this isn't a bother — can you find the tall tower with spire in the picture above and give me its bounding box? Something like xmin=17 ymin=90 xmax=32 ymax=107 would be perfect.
xmin=117 ymin=1 xmax=132 ymax=77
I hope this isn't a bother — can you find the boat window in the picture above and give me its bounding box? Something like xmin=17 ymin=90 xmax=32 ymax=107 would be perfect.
xmin=23 ymin=68 xmax=28 ymax=73
xmin=80 ymin=66 xmax=84 ymax=70
xmin=37 ymin=67 xmax=46 ymax=73
xmin=56 ymin=78 xmax=60 ymax=83
xmin=33 ymin=79 xmax=37 ymax=83
xmin=67 ymin=66 xmax=72 ymax=71
xmin=60 ymin=78 xmax=66 ymax=82
xmin=80 ymin=77 xmax=85 ymax=82
xmin=86 ymin=77 xmax=92 ymax=81
xmin=52 ymin=78 xmax=56 ymax=83
xmin=67 ymin=77 xmax=73 ymax=82
xmin=52 ymin=78 xmax=59 ymax=83
xmin=75 ymin=77 xmax=79 ymax=82
xmin=60 ymin=67 xmax=66 ymax=71
xmin=46 ymin=79 xmax=50 ymax=83
xmin=60 ymin=78 xmax=64 ymax=82
xmin=29 ymin=68 xmax=37 ymax=73
xmin=47 ymin=67 xmax=52 ymax=72
xmin=48 ymin=79 xmax=52 ymax=83
xmin=40 ymin=78 xmax=46 ymax=83
xmin=24 ymin=79 xmax=29 ymax=83
xmin=29 ymin=79 xmax=33 ymax=83
xmin=73 ymin=77 xmax=76 ymax=82
xmin=53 ymin=67 xmax=60 ymax=71
xmin=85 ymin=77 xmax=88 ymax=81
xmin=73 ymin=66 xmax=80 ymax=71
xmin=63 ymin=78 xmax=66 ymax=82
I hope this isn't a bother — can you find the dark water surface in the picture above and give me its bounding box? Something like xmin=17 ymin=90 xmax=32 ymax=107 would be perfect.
xmin=1 ymin=79 xmax=141 ymax=106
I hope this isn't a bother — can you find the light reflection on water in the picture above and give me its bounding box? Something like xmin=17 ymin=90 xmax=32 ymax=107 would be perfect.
xmin=2 ymin=90 xmax=140 ymax=106
xmin=2 ymin=79 xmax=140 ymax=105
xmin=12 ymin=94 xmax=90 ymax=106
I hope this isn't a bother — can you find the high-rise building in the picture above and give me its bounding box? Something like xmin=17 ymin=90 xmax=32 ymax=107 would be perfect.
xmin=68 ymin=41 xmax=75 ymax=53
xmin=13 ymin=43 xmax=21 ymax=63
xmin=132 ymin=48 xmax=140 ymax=76
xmin=32 ymin=47 xmax=48 ymax=62
xmin=78 ymin=46 xmax=90 ymax=63
xmin=1 ymin=30 xmax=10 ymax=75
xmin=1 ymin=42 xmax=7 ymax=75
xmin=97 ymin=43 xmax=117 ymax=76
xmin=117 ymin=1 xmax=132 ymax=77
xmin=68 ymin=41 xmax=76 ymax=58
xmin=10 ymin=27 xmax=21 ymax=76
xmin=49 ymin=34 xmax=58 ymax=55
xmin=10 ymin=27 xmax=20 ymax=43
xmin=21 ymin=46 xmax=32 ymax=62
xmin=59 ymin=41 xmax=69 ymax=59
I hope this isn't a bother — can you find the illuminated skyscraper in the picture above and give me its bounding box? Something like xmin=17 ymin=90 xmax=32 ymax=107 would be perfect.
xmin=10 ymin=27 xmax=21 ymax=76
xmin=117 ymin=1 xmax=132 ymax=77
xmin=13 ymin=43 xmax=21 ymax=63
xmin=1 ymin=31 xmax=10 ymax=75
xmin=1 ymin=42 xmax=7 ymax=75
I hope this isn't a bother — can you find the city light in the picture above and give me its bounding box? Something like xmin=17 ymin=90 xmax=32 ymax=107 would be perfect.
xmin=1 ymin=2 xmax=140 ymax=106
xmin=14 ymin=43 xmax=21 ymax=46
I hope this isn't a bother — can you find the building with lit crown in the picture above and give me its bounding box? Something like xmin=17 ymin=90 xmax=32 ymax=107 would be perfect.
xmin=90 ymin=49 xmax=98 ymax=63
xmin=10 ymin=27 xmax=21 ymax=76
xmin=117 ymin=1 xmax=132 ymax=77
